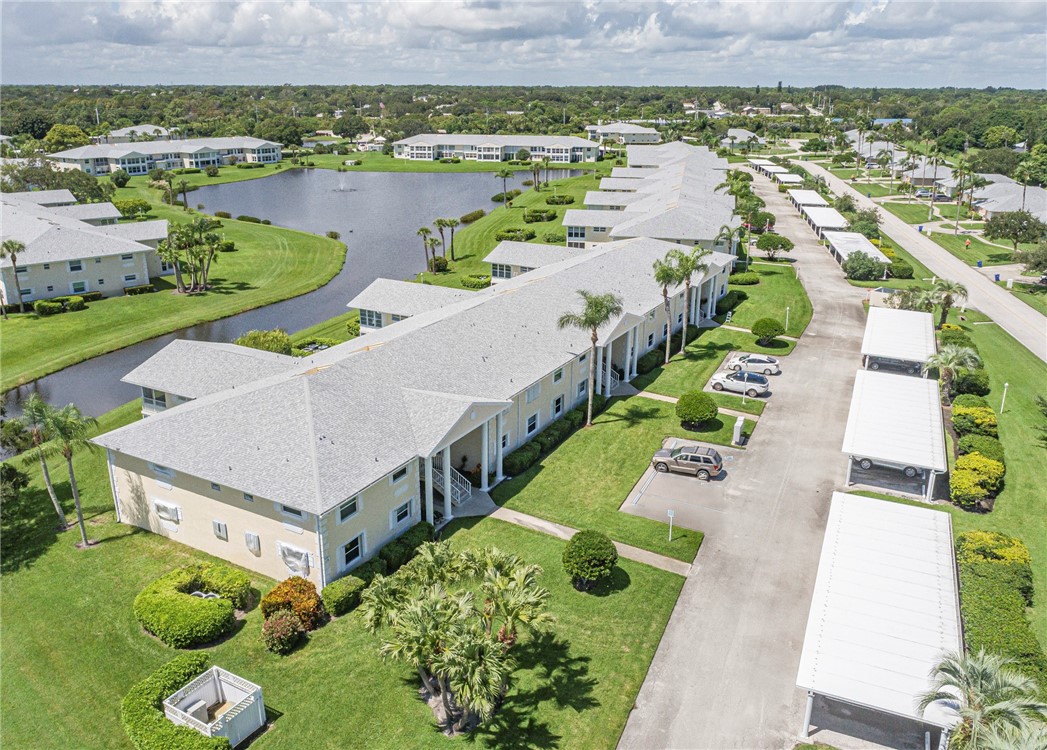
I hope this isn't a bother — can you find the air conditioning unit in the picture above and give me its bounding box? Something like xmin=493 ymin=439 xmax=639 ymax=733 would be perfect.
xmin=244 ymin=532 xmax=260 ymax=555
xmin=185 ymin=699 xmax=209 ymax=723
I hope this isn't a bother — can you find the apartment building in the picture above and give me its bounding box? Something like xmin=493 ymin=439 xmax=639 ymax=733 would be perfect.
xmin=94 ymin=238 xmax=733 ymax=587
xmin=48 ymin=136 xmax=283 ymax=176
xmin=97 ymin=124 xmax=173 ymax=144
xmin=585 ymin=122 xmax=662 ymax=145
xmin=393 ymin=134 xmax=598 ymax=163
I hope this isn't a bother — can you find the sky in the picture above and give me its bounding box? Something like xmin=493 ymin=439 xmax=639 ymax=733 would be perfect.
xmin=2 ymin=0 xmax=1045 ymax=88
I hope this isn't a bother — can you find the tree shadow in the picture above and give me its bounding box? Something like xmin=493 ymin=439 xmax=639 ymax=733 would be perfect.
xmin=589 ymin=565 xmax=631 ymax=597
xmin=0 ymin=480 xmax=69 ymax=573
xmin=596 ymin=403 xmax=661 ymax=427
xmin=205 ymin=279 xmax=257 ymax=295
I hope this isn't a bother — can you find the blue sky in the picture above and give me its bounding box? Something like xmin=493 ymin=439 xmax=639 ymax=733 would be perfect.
xmin=2 ymin=1 xmax=1044 ymax=88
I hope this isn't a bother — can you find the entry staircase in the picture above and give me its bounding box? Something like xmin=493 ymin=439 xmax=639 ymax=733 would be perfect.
xmin=432 ymin=454 xmax=473 ymax=506
xmin=602 ymin=362 xmax=620 ymax=392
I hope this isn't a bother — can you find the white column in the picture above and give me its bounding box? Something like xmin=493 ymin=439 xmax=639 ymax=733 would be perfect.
xmin=802 ymin=692 xmax=815 ymax=739
xmin=707 ymin=279 xmax=716 ymax=318
xmin=604 ymin=345 xmax=613 ymax=396
xmin=624 ymin=329 xmax=634 ymax=382
xmin=423 ymin=456 xmax=434 ymax=524
xmin=441 ymin=445 xmax=453 ymax=522
xmin=495 ymin=411 xmax=505 ymax=481
xmin=632 ymin=326 xmax=640 ymax=376
xmin=595 ymin=346 xmax=603 ymax=394
xmin=480 ymin=419 xmax=490 ymax=492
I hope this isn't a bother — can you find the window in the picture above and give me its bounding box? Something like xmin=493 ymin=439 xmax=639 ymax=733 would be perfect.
xmin=526 ymin=413 xmax=538 ymax=435
xmin=94 ymin=257 xmax=102 ymax=264
xmin=15 ymin=266 xmax=27 ymax=274
xmin=278 ymin=542 xmax=311 ymax=576
xmin=663 ymin=324 xmax=669 ymax=336
xmin=210 ymin=482 xmax=221 ymax=492
xmin=592 ymin=226 xmax=607 ymax=233
xmin=243 ymin=492 xmax=254 ymax=502
xmin=279 ymin=504 xmax=304 ymax=519
xmin=123 ymin=274 xmax=137 ymax=282
xmin=648 ymin=333 xmax=655 ymax=347
xmin=20 ymin=288 xmax=32 ymax=297
xmin=338 ymin=496 xmax=359 ymax=523
xmin=213 ymin=520 xmax=228 ymax=540
xmin=68 ymin=260 xmax=84 ymax=272
xmin=392 ymin=467 xmax=408 ymax=483
xmin=577 ymin=381 xmax=587 ymax=396
xmin=553 ymin=368 xmax=563 ymax=383
xmin=525 ymin=382 xmax=540 ymax=403
xmin=120 ymin=253 xmax=134 ymax=261
xmin=491 ymin=263 xmax=512 ymax=279
xmin=142 ymin=388 xmax=166 ymax=409
xmin=390 ymin=314 xmax=407 ymax=323
xmin=391 ymin=499 xmax=412 ymax=527
xmin=553 ymin=395 xmax=564 ymax=417
xmin=341 ymin=534 xmax=363 ymax=569
xmin=43 ymin=264 xmax=50 ymax=270
xmin=518 ymin=266 xmax=534 ymax=274
xmin=72 ymin=281 xmax=87 ymax=294
xmin=97 ymin=279 xmax=105 ymax=285
xmin=677 ymin=313 xmax=683 ymax=324
xmin=567 ymin=226 xmax=585 ymax=239
xmin=579 ymin=352 xmax=587 ymax=363
xmin=46 ymin=286 xmax=53 ymax=292
xmin=501 ymin=433 xmax=509 ymax=449
xmin=359 ymin=309 xmax=382 ymax=328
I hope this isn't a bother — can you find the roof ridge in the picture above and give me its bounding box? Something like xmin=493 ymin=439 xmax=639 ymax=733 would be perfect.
xmin=300 ymin=377 xmax=326 ymax=512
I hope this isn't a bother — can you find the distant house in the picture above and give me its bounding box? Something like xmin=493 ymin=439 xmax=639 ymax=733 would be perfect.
xmin=720 ymin=128 xmax=765 ymax=149
xmin=393 ymin=134 xmax=597 ymax=163
xmin=101 ymin=124 xmax=172 ymax=144
xmin=48 ymin=136 xmax=283 ymax=176
xmin=585 ymin=122 xmax=661 ymax=145
xmin=972 ymin=182 xmax=1047 ymax=223
xmin=871 ymin=118 xmax=913 ymax=127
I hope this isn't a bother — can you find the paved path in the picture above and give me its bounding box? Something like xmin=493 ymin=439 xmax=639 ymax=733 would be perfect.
xmin=619 ymin=172 xmax=874 ymax=750
xmin=800 ymin=161 xmax=1047 ymax=362
xmin=719 ymin=323 xmax=800 ymax=342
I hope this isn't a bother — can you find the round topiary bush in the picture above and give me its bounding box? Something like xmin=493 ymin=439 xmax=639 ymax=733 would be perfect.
xmin=676 ymin=391 xmax=719 ymax=429
xmin=262 ymin=610 xmax=304 ymax=655
xmin=562 ymin=529 xmax=618 ymax=592
xmin=728 ymin=271 xmax=760 ymax=285
xmin=751 ymin=317 xmax=785 ymax=345
xmin=133 ymin=564 xmax=251 ymax=648
xmin=260 ymin=576 xmax=325 ymax=630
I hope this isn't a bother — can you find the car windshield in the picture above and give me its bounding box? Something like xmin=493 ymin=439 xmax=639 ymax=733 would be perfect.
xmin=669 ymin=448 xmax=683 ymax=458
xmin=748 ymin=373 xmax=768 ymax=383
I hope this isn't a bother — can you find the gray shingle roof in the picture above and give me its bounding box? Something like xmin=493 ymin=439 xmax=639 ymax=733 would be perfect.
xmin=483 ymin=241 xmax=588 ymax=267
xmin=4 ymin=189 xmax=77 ymax=206
xmin=394 ymin=133 xmax=594 ymax=149
xmin=97 ymin=220 xmax=169 ymax=243
xmin=109 ymin=124 xmax=169 ymax=138
xmin=49 ymin=136 xmax=282 ymax=160
xmin=345 ymin=279 xmax=475 ymax=317
xmin=48 ymin=202 xmax=123 ymax=222
xmin=588 ymin=122 xmax=659 ymax=135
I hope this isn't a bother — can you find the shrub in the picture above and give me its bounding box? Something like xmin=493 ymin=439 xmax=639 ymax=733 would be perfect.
xmin=939 ymin=330 xmax=977 ymax=352
xmin=213 ymin=210 xmax=232 ymax=219
xmin=637 ymin=349 xmax=664 ymax=375
xmin=66 ymin=295 xmax=86 ymax=311
xmin=491 ymin=189 xmax=522 ymax=203
xmin=522 ymin=179 xmax=534 ymax=186
xmin=523 ymin=208 xmax=557 ymax=223
xmin=460 ymin=208 xmax=485 ymax=224
xmin=952 ymin=405 xmax=998 ymax=437
xmin=751 ymin=317 xmax=785 ymax=345
xmin=114 ymin=198 xmax=151 ymax=218
xmin=133 ymin=564 xmax=250 ymax=648
xmin=940 ymin=323 xmax=963 ymax=332
xmin=676 ymin=391 xmax=718 ymax=427
xmin=842 ymin=250 xmax=887 ymax=281
xmin=235 ymin=215 xmax=261 ymax=223
xmin=81 ymin=291 xmax=104 ymax=302
xmin=204 ymin=165 xmax=220 ymax=177
xmin=956 ymin=531 xmax=1031 ymax=566
xmin=124 ymin=284 xmax=155 ymax=295
xmin=346 ymin=319 xmax=360 ymax=338
xmin=888 ymin=259 xmax=914 ymax=279
xmin=428 ymin=255 xmax=449 ymax=272
xmin=261 ymin=219 xmax=271 ymax=225
xmin=174 ymin=167 xmax=201 ymax=175
xmin=562 ymin=530 xmax=618 ymax=591
xmin=957 ymin=434 xmax=1005 ymax=464
xmin=545 ymin=195 xmax=575 ymax=205
xmin=261 ymin=610 xmax=304 ymax=655
xmin=494 ymin=227 xmax=536 ymax=242
xmin=562 ymin=408 xmax=585 ymax=431
xmin=109 ymin=168 xmax=131 ymax=187
xmin=321 ymin=576 xmax=367 ymax=616
xmin=260 ymin=576 xmax=325 ymax=631
xmin=535 ymin=420 xmax=572 ymax=453
xmin=461 ymin=274 xmax=491 ymax=289
xmin=950 ymin=468 xmax=989 ymax=507
xmin=33 ymin=300 xmax=63 ymax=316
xmin=235 ymin=162 xmax=266 ymax=170
xmin=728 ymin=271 xmax=760 ymax=285
xmin=755 ymin=232 xmax=793 ymax=260
xmin=234 ymin=328 xmax=293 ymax=356
xmin=955 ymin=453 xmax=1005 ymax=494
xmin=542 ymin=231 xmax=566 ymax=243
xmin=952 ymin=394 xmax=989 ymax=409
xmin=120 ymin=653 xmax=228 ymax=750
xmin=148 ymin=167 xmax=167 ymax=181
xmin=351 ymin=557 xmax=387 ymax=584
xmin=218 ymin=240 xmax=236 ymax=253
xmin=716 ymin=289 xmax=747 ymax=315
xmin=326 ymin=230 xmax=341 ymax=240
xmin=503 ymin=442 xmax=541 ymax=476
xmin=954 ymin=368 xmax=990 ymax=396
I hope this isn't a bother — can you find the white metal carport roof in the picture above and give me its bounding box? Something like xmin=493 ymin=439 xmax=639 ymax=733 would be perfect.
xmin=797 ymin=492 xmax=962 ymax=732
xmin=775 ymin=173 xmax=805 ymax=184
xmin=802 ymin=206 xmax=849 ymax=230
xmin=788 ymin=189 xmax=829 ymax=207
xmin=763 ymin=165 xmax=788 ymax=174
xmin=861 ymin=307 xmax=937 ymax=365
xmin=842 ymin=370 xmax=947 ymax=473
xmin=822 ymin=230 xmax=891 ymax=264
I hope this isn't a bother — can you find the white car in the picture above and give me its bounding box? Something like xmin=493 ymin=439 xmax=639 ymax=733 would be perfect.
xmin=726 ymin=353 xmax=780 ymax=375
xmin=709 ymin=370 xmax=770 ymax=397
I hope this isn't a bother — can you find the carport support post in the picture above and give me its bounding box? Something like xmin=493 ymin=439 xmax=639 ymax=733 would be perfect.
xmin=845 ymin=457 xmax=854 ymax=486
xmin=802 ymin=691 xmax=814 ymax=739
xmin=926 ymin=470 xmax=937 ymax=501
xmin=480 ymin=418 xmax=490 ymax=492
xmin=495 ymin=411 xmax=505 ymax=482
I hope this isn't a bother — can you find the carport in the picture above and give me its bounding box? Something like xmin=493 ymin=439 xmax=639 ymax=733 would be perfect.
xmin=861 ymin=307 xmax=936 ymax=375
xmin=787 ymin=189 xmax=829 ymax=210
xmin=774 ymin=172 xmax=805 ymax=186
xmin=801 ymin=206 xmax=849 ymax=237
xmin=762 ymin=164 xmax=789 ymax=179
xmin=842 ymin=370 xmax=946 ymax=500
xmin=797 ymin=493 xmax=961 ymax=749
xmin=822 ymin=230 xmax=890 ymax=266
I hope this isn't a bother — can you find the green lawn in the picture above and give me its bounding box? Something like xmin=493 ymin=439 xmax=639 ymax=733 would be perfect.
xmin=828 ymin=168 xmax=859 ymax=179
xmin=493 ymin=397 xmax=721 ymax=562
xmin=1003 ymin=281 xmax=1047 ymax=316
xmin=0 ymin=203 xmax=345 ymax=391
xmin=882 ymin=201 xmax=933 ymax=224
xmin=854 ymin=182 xmax=900 ymax=198
xmin=724 ymin=263 xmax=813 ymax=337
xmin=291 ymin=310 xmax=358 ymax=344
xmin=930 ymin=231 xmax=1013 ymax=266
xmin=1 ymin=401 xmax=684 ymax=750
xmin=936 ymin=203 xmax=973 ymax=221
xmin=308 ymin=151 xmax=614 ymax=177
xmin=632 ymin=327 xmax=795 ymax=400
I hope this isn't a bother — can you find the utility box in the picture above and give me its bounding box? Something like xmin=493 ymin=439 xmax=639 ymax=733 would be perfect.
xmin=732 ymin=416 xmax=746 ymax=446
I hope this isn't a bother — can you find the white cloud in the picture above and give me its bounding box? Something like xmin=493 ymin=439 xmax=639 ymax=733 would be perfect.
xmin=0 ymin=0 xmax=1043 ymax=87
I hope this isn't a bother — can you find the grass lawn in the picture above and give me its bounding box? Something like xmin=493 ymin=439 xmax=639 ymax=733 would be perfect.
xmin=936 ymin=203 xmax=974 ymax=221
xmin=882 ymin=201 xmax=932 ymax=224
xmin=1 ymin=401 xmax=684 ymax=750
xmin=493 ymin=397 xmax=720 ymax=562
xmin=0 ymin=202 xmax=345 ymax=391
xmin=291 ymin=310 xmax=358 ymax=344
xmin=854 ymin=182 xmax=900 ymax=198
xmin=632 ymin=327 xmax=795 ymax=400
xmin=724 ymin=262 xmax=813 ymax=337
xmin=930 ymin=232 xmax=1013 ymax=266
xmin=828 ymin=168 xmax=859 ymax=179
xmin=1003 ymin=281 xmax=1047 ymax=316
xmin=308 ymin=151 xmax=614 ymax=177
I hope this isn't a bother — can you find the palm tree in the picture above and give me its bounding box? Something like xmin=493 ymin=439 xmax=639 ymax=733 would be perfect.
xmin=1 ymin=239 xmax=27 ymax=314
xmin=927 ymin=144 xmax=942 ymax=222
xmin=416 ymin=226 xmax=433 ymax=270
xmin=539 ymin=157 xmax=552 ymax=187
xmin=529 ymin=160 xmax=542 ymax=190
xmin=932 ymin=278 xmax=969 ymax=329
xmin=425 ymin=236 xmax=440 ymax=271
xmin=433 ymin=623 xmax=516 ymax=732
xmin=379 ymin=594 xmax=444 ymax=698
xmin=982 ymin=722 xmax=1047 ymax=750
xmin=952 ymin=157 xmax=972 ymax=234
xmin=715 ymin=223 xmax=745 ymax=257
xmin=16 ymin=394 xmax=65 ymax=529
xmin=445 ymin=217 xmax=460 ymax=260
xmin=557 ymin=290 xmax=624 ymax=427
xmin=494 ymin=168 xmax=514 ymax=209
xmin=158 ymin=229 xmax=188 ymax=293
xmin=673 ymin=246 xmax=711 ymax=354
xmin=433 ymin=218 xmax=449 ymax=257
xmin=653 ymin=254 xmax=682 ymax=365
xmin=1014 ymin=163 xmax=1031 ymax=211
xmin=42 ymin=404 xmax=98 ymax=548
xmin=918 ymin=649 xmax=1047 ymax=749
xmin=481 ymin=563 xmax=553 ymax=647
xmin=924 ymin=344 xmax=981 ymax=405
xmin=177 ymin=179 xmax=190 ymax=210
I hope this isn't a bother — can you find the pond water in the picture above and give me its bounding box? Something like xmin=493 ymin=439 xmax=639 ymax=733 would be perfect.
xmin=5 ymin=168 xmax=576 ymax=417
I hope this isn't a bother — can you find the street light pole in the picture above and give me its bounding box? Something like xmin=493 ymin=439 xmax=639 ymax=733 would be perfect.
xmin=786 ymin=306 xmax=790 ymax=331
xmin=1000 ymin=382 xmax=1010 ymax=413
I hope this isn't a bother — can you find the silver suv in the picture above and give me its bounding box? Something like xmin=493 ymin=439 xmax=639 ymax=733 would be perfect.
xmin=709 ymin=370 xmax=770 ymax=397
xmin=651 ymin=445 xmax=723 ymax=480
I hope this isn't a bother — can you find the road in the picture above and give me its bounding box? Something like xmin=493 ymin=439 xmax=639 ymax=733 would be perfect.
xmin=618 ymin=175 xmax=878 ymax=749
xmin=800 ymin=161 xmax=1047 ymax=362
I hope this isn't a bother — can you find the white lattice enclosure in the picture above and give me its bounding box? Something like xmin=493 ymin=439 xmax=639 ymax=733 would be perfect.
xmin=163 ymin=666 xmax=265 ymax=747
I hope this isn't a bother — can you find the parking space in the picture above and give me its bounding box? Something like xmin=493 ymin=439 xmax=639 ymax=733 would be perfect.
xmin=847 ymin=460 xmax=931 ymax=498
xmin=703 ymin=349 xmax=782 ymax=399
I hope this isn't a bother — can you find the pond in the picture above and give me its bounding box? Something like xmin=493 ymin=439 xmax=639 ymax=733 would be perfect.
xmin=5 ymin=168 xmax=576 ymax=417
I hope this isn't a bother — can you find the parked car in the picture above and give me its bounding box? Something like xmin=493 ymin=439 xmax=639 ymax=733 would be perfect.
xmin=867 ymin=357 xmax=920 ymax=375
xmin=914 ymin=189 xmax=932 ymax=198
xmin=931 ymin=193 xmax=950 ymax=202
xmin=709 ymin=370 xmax=770 ymax=397
xmin=726 ymin=353 xmax=780 ymax=375
xmin=851 ymin=456 xmax=921 ymax=479
xmin=651 ymin=445 xmax=723 ymax=480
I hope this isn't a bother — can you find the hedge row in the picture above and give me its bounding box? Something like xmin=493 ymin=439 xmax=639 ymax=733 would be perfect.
xmin=460 ymin=208 xmax=485 ymax=224
xmin=133 ymin=564 xmax=251 ymax=648
xmin=121 ymin=653 xmax=229 ymax=750
xmin=728 ymin=271 xmax=760 ymax=285
xmin=545 ymin=195 xmax=575 ymax=205
xmin=502 ymin=394 xmax=608 ymax=477
xmin=125 ymin=284 xmax=156 ymax=296
xmin=236 ymin=162 xmax=266 ymax=169
xmin=379 ymin=521 xmax=435 ymax=573
xmin=523 ymin=208 xmax=557 ymax=223
xmin=494 ymin=227 xmax=536 ymax=242
xmin=716 ymin=289 xmax=747 ymax=316
xmin=461 ymin=274 xmax=491 ymax=289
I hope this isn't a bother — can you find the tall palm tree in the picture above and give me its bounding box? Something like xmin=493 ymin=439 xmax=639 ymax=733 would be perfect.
xmin=673 ymin=246 xmax=712 ymax=354
xmin=952 ymin=157 xmax=972 ymax=235
xmin=16 ymin=394 xmax=65 ymax=529
xmin=927 ymin=143 xmax=942 ymax=222
xmin=494 ymin=168 xmax=514 ymax=209
xmin=425 ymin=236 xmax=440 ymax=271
xmin=158 ymin=229 xmax=188 ymax=293
xmin=481 ymin=564 xmax=553 ymax=647
xmin=924 ymin=344 xmax=981 ymax=405
xmin=529 ymin=160 xmax=542 ymax=190
xmin=416 ymin=226 xmax=433 ymax=270
xmin=715 ymin=223 xmax=745 ymax=257
xmin=433 ymin=218 xmax=449 ymax=257
xmin=653 ymin=254 xmax=682 ymax=365
xmin=1 ymin=239 xmax=27 ymax=314
xmin=982 ymin=722 xmax=1047 ymax=750
xmin=444 ymin=217 xmax=460 ymax=260
xmin=433 ymin=622 xmax=516 ymax=732
xmin=557 ymin=290 xmax=624 ymax=427
xmin=540 ymin=157 xmax=552 ymax=187
xmin=918 ymin=649 xmax=1047 ymax=749
xmin=379 ymin=594 xmax=444 ymax=698
xmin=1014 ymin=163 xmax=1031 ymax=211
xmin=41 ymin=404 xmax=98 ymax=548
xmin=932 ymin=278 xmax=969 ymax=329
xmin=177 ymin=179 xmax=190 ymax=210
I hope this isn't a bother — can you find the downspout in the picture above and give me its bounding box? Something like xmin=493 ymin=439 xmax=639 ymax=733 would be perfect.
xmin=316 ymin=509 xmax=329 ymax=587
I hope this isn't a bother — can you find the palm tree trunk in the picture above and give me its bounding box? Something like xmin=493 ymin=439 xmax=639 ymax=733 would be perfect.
xmin=416 ymin=665 xmax=438 ymax=698
xmin=679 ymin=280 xmax=691 ymax=355
xmin=941 ymin=371 xmax=954 ymax=405
xmin=938 ymin=301 xmax=950 ymax=330
xmin=449 ymin=227 xmax=456 ymax=260
xmin=662 ymin=290 xmax=672 ymax=365
xmin=11 ymin=254 xmax=25 ymax=313
xmin=39 ymin=449 xmax=66 ymax=528
xmin=586 ymin=335 xmax=597 ymax=427
xmin=173 ymin=259 xmax=186 ymax=293
xmin=66 ymin=452 xmax=88 ymax=547
xmin=440 ymin=677 xmax=457 ymax=730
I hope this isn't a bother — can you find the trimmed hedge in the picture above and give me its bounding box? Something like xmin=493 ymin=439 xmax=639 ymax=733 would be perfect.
xmin=676 ymin=391 xmax=718 ymax=427
xmin=235 ymin=162 xmax=266 ymax=169
xmin=461 ymin=274 xmax=491 ymax=289
xmin=321 ymin=575 xmax=367 ymax=616
xmin=236 ymin=215 xmax=261 ymax=223
xmin=957 ymin=434 xmax=1005 ymax=464
xmin=954 ymin=368 xmax=990 ymax=396
xmin=351 ymin=557 xmax=388 ymax=584
xmin=33 ymin=300 xmax=64 ymax=316
xmin=523 ymin=208 xmax=557 ymax=223
xmin=460 ymin=208 xmax=485 ymax=224
xmin=82 ymin=291 xmax=104 ymax=302
xmin=728 ymin=271 xmax=760 ymax=285
xmin=214 ymin=211 xmax=232 ymax=219
xmin=952 ymin=404 xmax=998 ymax=438
xmin=889 ymin=259 xmax=914 ymax=279
xmin=637 ymin=349 xmax=664 ymax=375
xmin=261 ymin=610 xmax=303 ymax=654
xmin=378 ymin=521 xmax=435 ymax=573
xmin=428 ymin=256 xmax=449 ymax=273
xmin=66 ymin=295 xmax=86 ymax=311
xmin=716 ymin=289 xmax=747 ymax=315
xmin=950 ymin=469 xmax=989 ymax=507
xmin=562 ymin=529 xmax=618 ymax=591
xmin=346 ymin=319 xmax=360 ymax=338
xmin=491 ymin=189 xmax=522 ymax=203
xmin=133 ymin=564 xmax=250 ymax=648
xmin=504 ymin=442 xmax=541 ymax=477
xmin=939 ymin=330 xmax=978 ymax=353
xmin=121 ymin=653 xmax=229 ymax=750
xmin=955 ymin=453 xmax=1005 ymax=493
xmin=953 ymin=393 xmax=990 ymax=409
xmin=125 ymin=284 xmax=155 ymax=296
xmin=545 ymin=195 xmax=575 ymax=205
xmin=494 ymin=227 xmax=537 ymax=242
xmin=752 ymin=317 xmax=785 ymax=345
xmin=542 ymin=232 xmax=566 ymax=243
xmin=260 ymin=576 xmax=325 ymax=631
